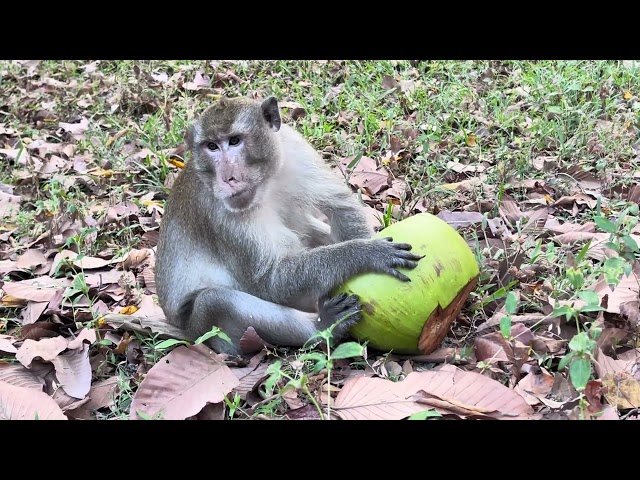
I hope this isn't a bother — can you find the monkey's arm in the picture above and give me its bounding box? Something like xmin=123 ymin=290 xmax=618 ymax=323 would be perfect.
xmin=266 ymin=237 xmax=420 ymax=304
xmin=313 ymin=169 xmax=374 ymax=242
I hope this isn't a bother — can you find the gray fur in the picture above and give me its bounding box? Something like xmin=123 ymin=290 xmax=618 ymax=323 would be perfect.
xmin=155 ymin=96 xmax=423 ymax=355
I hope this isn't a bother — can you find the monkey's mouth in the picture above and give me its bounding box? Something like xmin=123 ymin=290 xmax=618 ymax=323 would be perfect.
xmin=225 ymin=187 xmax=256 ymax=211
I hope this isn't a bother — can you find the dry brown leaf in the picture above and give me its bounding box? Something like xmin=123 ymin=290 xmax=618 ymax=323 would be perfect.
xmin=332 ymin=364 xmax=538 ymax=420
xmin=118 ymin=248 xmax=151 ymax=270
xmin=194 ymin=402 xmax=226 ymax=420
xmin=2 ymin=276 xmax=71 ymax=303
xmin=73 ymin=255 xmax=112 ymax=270
xmin=129 ymin=344 xmax=239 ymax=420
xmin=50 ymin=344 xmax=92 ymax=399
xmin=552 ymin=194 xmax=597 ymax=209
xmin=231 ymin=352 xmax=269 ymax=400
xmin=21 ymin=301 xmax=49 ymax=325
xmin=58 ymin=117 xmax=89 ymax=140
xmin=0 ymin=335 xmax=18 ymax=354
xmin=85 ymin=270 xmax=134 ymax=288
xmin=0 ymin=260 xmax=19 ymax=275
xmin=16 ymin=336 xmax=69 ymax=367
xmin=100 ymin=313 xmax=190 ymax=340
xmin=0 ymin=191 xmax=21 ymax=221
xmin=282 ymin=389 xmax=305 ymax=410
xmin=593 ymin=268 xmax=640 ymax=326
xmin=595 ymin=347 xmax=637 ymax=378
xmin=436 ymin=211 xmax=484 ymax=230
xmin=338 ymin=156 xmax=389 ymax=196
xmin=133 ymin=294 xmax=164 ymax=317
xmin=15 ymin=249 xmax=47 ymax=270
xmin=0 ymin=364 xmax=45 ymax=390
xmin=514 ymin=370 xmax=555 ymax=406
xmin=0 ymin=380 xmax=67 ymax=420
xmin=67 ymin=328 xmax=97 ymax=350
xmin=602 ymin=371 xmax=640 ymax=410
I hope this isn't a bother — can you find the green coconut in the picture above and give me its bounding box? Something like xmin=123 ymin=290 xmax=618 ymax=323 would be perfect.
xmin=333 ymin=212 xmax=480 ymax=355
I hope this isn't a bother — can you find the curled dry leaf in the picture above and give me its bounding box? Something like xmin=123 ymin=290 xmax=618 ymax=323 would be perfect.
xmin=513 ymin=369 xmax=555 ymax=406
xmin=601 ymin=371 xmax=640 ymax=410
xmin=436 ymin=211 xmax=484 ymax=230
xmin=0 ymin=381 xmax=67 ymax=420
xmin=0 ymin=190 xmax=21 ymax=221
xmin=2 ymin=276 xmax=71 ymax=303
xmin=51 ymin=344 xmax=92 ymax=399
xmin=66 ymin=377 xmax=119 ymax=419
xmin=332 ymin=364 xmax=538 ymax=420
xmin=118 ymin=248 xmax=151 ymax=270
xmin=15 ymin=249 xmax=47 ymax=270
xmin=231 ymin=352 xmax=270 ymax=400
xmin=100 ymin=313 xmax=190 ymax=341
xmin=0 ymin=335 xmax=18 ymax=354
xmin=58 ymin=117 xmax=89 ymax=140
xmin=338 ymin=156 xmax=390 ymax=196
xmin=129 ymin=344 xmax=239 ymax=420
xmin=21 ymin=301 xmax=49 ymax=325
xmin=16 ymin=336 xmax=69 ymax=367
xmin=0 ymin=363 xmax=45 ymax=390
xmin=239 ymin=326 xmax=272 ymax=354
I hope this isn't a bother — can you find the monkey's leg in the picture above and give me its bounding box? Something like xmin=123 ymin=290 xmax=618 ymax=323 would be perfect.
xmin=187 ymin=286 xmax=322 ymax=355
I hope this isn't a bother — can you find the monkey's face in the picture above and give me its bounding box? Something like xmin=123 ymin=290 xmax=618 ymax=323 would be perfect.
xmin=189 ymin=98 xmax=282 ymax=212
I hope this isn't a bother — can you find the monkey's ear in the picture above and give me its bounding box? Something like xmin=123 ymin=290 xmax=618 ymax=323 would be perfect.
xmin=261 ymin=96 xmax=281 ymax=132
xmin=185 ymin=124 xmax=196 ymax=150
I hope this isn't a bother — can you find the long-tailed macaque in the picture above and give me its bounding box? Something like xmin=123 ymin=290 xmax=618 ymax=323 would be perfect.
xmin=155 ymin=96 xmax=423 ymax=355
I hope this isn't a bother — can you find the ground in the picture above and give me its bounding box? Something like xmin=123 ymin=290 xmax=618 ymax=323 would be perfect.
xmin=1 ymin=60 xmax=639 ymax=420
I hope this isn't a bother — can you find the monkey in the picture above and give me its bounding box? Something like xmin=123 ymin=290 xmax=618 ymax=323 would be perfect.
xmin=154 ymin=95 xmax=424 ymax=356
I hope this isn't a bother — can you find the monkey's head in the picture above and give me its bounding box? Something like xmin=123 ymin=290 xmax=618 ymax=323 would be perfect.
xmin=186 ymin=96 xmax=283 ymax=212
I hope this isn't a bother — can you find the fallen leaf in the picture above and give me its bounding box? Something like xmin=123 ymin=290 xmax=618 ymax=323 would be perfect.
xmin=0 ymin=335 xmax=18 ymax=354
xmin=118 ymin=248 xmax=151 ymax=270
xmin=338 ymin=156 xmax=389 ymax=196
xmin=332 ymin=364 xmax=538 ymax=420
xmin=0 ymin=191 xmax=22 ymax=220
xmin=436 ymin=211 xmax=484 ymax=229
xmin=21 ymin=301 xmax=49 ymax=325
xmin=129 ymin=344 xmax=239 ymax=420
xmin=0 ymin=364 xmax=45 ymax=390
xmin=50 ymin=344 xmax=92 ymax=399
xmin=58 ymin=117 xmax=89 ymax=140
xmin=231 ymin=352 xmax=269 ymax=400
xmin=514 ymin=370 xmax=555 ymax=406
xmin=0 ymin=380 xmax=67 ymax=420
xmin=2 ymin=276 xmax=71 ymax=303
xmin=602 ymin=371 xmax=640 ymax=410
xmin=16 ymin=336 xmax=69 ymax=367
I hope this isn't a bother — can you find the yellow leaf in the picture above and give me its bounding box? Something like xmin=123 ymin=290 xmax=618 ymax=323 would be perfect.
xmin=142 ymin=200 xmax=163 ymax=207
xmin=120 ymin=305 xmax=139 ymax=315
xmin=168 ymin=158 xmax=185 ymax=169
xmin=602 ymin=372 xmax=640 ymax=410
xmin=465 ymin=134 xmax=477 ymax=147
xmin=93 ymin=169 xmax=113 ymax=177
xmin=0 ymin=295 xmax=27 ymax=307
xmin=544 ymin=194 xmax=554 ymax=204
xmin=624 ymin=91 xmax=632 ymax=100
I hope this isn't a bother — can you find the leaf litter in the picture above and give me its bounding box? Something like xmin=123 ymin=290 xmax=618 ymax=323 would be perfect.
xmin=1 ymin=60 xmax=640 ymax=419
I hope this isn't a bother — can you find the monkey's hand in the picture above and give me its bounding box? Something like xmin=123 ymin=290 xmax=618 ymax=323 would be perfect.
xmin=317 ymin=293 xmax=362 ymax=340
xmin=367 ymin=237 xmax=424 ymax=282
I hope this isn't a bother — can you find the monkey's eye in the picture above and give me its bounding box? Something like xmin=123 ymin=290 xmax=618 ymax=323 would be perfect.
xmin=207 ymin=142 xmax=219 ymax=151
xmin=229 ymin=136 xmax=241 ymax=146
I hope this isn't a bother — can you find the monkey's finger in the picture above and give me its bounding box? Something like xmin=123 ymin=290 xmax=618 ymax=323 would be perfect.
xmin=384 ymin=268 xmax=411 ymax=282
xmin=391 ymin=242 xmax=414 ymax=251
xmin=394 ymin=250 xmax=425 ymax=261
